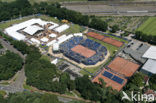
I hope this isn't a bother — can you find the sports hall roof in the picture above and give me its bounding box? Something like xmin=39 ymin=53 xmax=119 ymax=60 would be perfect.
xmin=5 ymin=18 xmax=56 ymax=40
xmin=57 ymin=35 xmax=66 ymax=41
xmin=57 ymin=34 xmax=73 ymax=44
xmin=73 ymin=33 xmax=83 ymax=36
xmin=53 ymin=43 xmax=59 ymax=51
xmin=46 ymin=40 xmax=56 ymax=46
xmin=142 ymin=46 xmax=156 ymax=60
xmin=54 ymin=24 xmax=69 ymax=33
xmin=23 ymin=25 xmax=43 ymax=35
xmin=40 ymin=37 xmax=49 ymax=42
xmin=92 ymin=69 xmax=127 ymax=91
xmin=49 ymin=33 xmax=57 ymax=38
xmin=4 ymin=29 xmax=26 ymax=41
xmin=48 ymin=22 xmax=59 ymax=30
xmin=30 ymin=38 xmax=40 ymax=44
xmin=142 ymin=59 xmax=156 ymax=74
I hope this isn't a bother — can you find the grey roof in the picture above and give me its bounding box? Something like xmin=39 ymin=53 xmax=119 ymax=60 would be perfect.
xmin=142 ymin=59 xmax=156 ymax=74
xmin=123 ymin=43 xmax=150 ymax=64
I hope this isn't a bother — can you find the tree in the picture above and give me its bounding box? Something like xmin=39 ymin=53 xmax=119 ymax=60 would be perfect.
xmin=111 ymin=25 xmax=119 ymax=33
xmin=0 ymin=94 xmax=7 ymax=103
xmin=124 ymin=73 xmax=144 ymax=91
xmin=68 ymin=80 xmax=76 ymax=91
xmin=6 ymin=92 xmax=61 ymax=103
xmin=40 ymin=94 xmax=60 ymax=103
xmin=149 ymin=74 xmax=156 ymax=90
xmin=89 ymin=18 xmax=108 ymax=32
xmin=0 ymin=51 xmax=23 ymax=80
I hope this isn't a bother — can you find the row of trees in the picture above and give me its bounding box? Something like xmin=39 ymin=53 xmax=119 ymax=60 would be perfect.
xmin=0 ymin=0 xmax=108 ymax=32
xmin=0 ymin=51 xmax=23 ymax=80
xmin=0 ymin=92 xmax=61 ymax=103
xmin=135 ymin=31 xmax=156 ymax=45
xmin=0 ymin=0 xmax=31 ymax=21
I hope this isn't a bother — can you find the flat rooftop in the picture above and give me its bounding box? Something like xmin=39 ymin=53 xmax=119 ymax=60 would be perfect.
xmin=142 ymin=46 xmax=156 ymax=60
xmin=142 ymin=59 xmax=156 ymax=74
xmin=108 ymin=57 xmax=140 ymax=77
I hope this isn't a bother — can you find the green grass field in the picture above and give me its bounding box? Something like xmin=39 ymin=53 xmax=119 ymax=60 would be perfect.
xmin=80 ymin=64 xmax=102 ymax=75
xmin=137 ymin=17 xmax=156 ymax=36
xmin=0 ymin=90 xmax=7 ymax=96
xmin=0 ymin=16 xmax=35 ymax=29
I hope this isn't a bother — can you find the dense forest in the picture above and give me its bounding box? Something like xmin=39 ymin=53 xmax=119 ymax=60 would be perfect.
xmin=0 ymin=51 xmax=23 ymax=80
xmin=0 ymin=92 xmax=61 ymax=103
xmin=0 ymin=0 xmax=107 ymax=32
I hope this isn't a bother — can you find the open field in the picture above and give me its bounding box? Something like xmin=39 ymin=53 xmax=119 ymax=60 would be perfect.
xmin=137 ymin=17 xmax=156 ymax=36
xmin=62 ymin=24 xmax=85 ymax=34
xmin=99 ymin=16 xmax=148 ymax=32
xmin=0 ymin=16 xmax=35 ymax=29
xmin=81 ymin=64 xmax=102 ymax=75
xmin=0 ymin=90 xmax=7 ymax=96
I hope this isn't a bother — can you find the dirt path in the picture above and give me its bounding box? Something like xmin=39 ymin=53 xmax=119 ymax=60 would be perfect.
xmin=29 ymin=86 xmax=93 ymax=103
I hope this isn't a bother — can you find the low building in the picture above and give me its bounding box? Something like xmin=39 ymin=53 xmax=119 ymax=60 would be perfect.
xmin=141 ymin=46 xmax=156 ymax=76
xmin=54 ymin=24 xmax=69 ymax=33
xmin=141 ymin=59 xmax=156 ymax=76
xmin=53 ymin=43 xmax=59 ymax=52
xmin=123 ymin=41 xmax=150 ymax=64
xmin=142 ymin=46 xmax=156 ymax=60
xmin=23 ymin=25 xmax=43 ymax=35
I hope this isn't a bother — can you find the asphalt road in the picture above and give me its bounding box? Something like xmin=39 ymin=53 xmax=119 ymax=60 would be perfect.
xmin=62 ymin=1 xmax=156 ymax=16
xmin=0 ymin=38 xmax=25 ymax=59
xmin=0 ymin=38 xmax=25 ymax=93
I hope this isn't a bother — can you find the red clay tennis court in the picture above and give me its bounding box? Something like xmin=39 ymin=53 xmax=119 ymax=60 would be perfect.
xmin=87 ymin=32 xmax=123 ymax=47
xmin=92 ymin=69 xmax=127 ymax=91
xmin=108 ymin=57 xmax=140 ymax=77
xmin=103 ymin=37 xmax=123 ymax=47
xmin=87 ymin=32 xmax=105 ymax=40
xmin=71 ymin=45 xmax=96 ymax=58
